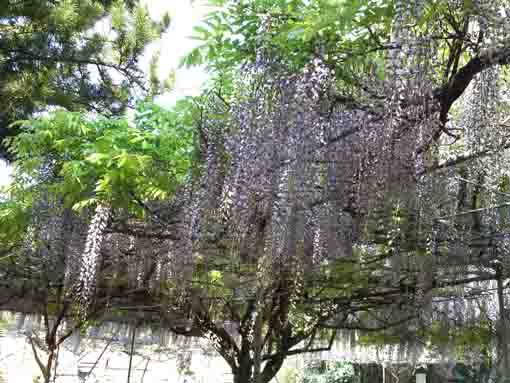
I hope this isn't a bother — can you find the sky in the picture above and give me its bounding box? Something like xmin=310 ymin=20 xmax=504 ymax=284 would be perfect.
xmin=142 ymin=0 xmax=210 ymax=105
xmin=0 ymin=0 xmax=210 ymax=188
xmin=0 ymin=161 xmax=8 ymax=187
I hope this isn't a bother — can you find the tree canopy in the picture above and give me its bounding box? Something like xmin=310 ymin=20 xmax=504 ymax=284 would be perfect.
xmin=2 ymin=0 xmax=510 ymax=382
xmin=0 ymin=0 xmax=171 ymax=158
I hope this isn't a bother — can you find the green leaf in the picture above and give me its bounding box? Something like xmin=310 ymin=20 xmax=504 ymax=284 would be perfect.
xmin=85 ymin=153 xmax=109 ymax=164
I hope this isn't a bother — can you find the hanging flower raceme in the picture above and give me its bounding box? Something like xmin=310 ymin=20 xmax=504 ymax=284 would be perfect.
xmin=78 ymin=203 xmax=111 ymax=314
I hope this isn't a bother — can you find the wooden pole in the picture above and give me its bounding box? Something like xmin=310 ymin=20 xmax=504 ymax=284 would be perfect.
xmin=140 ymin=358 xmax=150 ymax=383
xmin=86 ymin=338 xmax=113 ymax=380
xmin=496 ymin=270 xmax=510 ymax=382
xmin=127 ymin=323 xmax=137 ymax=383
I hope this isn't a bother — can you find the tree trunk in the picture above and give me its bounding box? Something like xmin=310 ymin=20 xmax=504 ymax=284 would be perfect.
xmin=232 ymin=354 xmax=284 ymax=383
xmin=44 ymin=349 xmax=55 ymax=383
xmin=233 ymin=360 xmax=255 ymax=383
xmin=232 ymin=365 xmax=279 ymax=383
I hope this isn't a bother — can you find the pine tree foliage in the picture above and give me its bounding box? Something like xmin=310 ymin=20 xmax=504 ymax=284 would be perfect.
xmin=0 ymin=0 xmax=171 ymax=158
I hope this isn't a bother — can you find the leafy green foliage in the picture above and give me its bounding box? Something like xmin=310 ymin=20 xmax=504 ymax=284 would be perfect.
xmin=2 ymin=103 xmax=195 ymax=217
xmin=185 ymin=0 xmax=497 ymax=97
xmin=359 ymin=319 xmax=493 ymax=358
xmin=302 ymin=362 xmax=358 ymax=383
xmin=0 ymin=197 xmax=31 ymax=250
xmin=184 ymin=0 xmax=394 ymax=84
xmin=0 ymin=0 xmax=171 ymax=158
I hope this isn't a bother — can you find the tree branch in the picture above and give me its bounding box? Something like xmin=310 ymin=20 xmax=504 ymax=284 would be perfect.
xmin=263 ymin=329 xmax=337 ymax=360
xmin=418 ymin=44 xmax=510 ymax=153
xmin=418 ymin=140 xmax=510 ymax=176
xmin=28 ymin=335 xmax=49 ymax=381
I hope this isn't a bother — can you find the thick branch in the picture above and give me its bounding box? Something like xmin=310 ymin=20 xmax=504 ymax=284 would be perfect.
xmin=414 ymin=44 xmax=510 ymax=155
xmin=28 ymin=335 xmax=48 ymax=381
xmin=263 ymin=329 xmax=337 ymax=361
xmin=435 ymin=45 xmax=510 ymax=124
xmin=194 ymin=306 xmax=240 ymax=369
